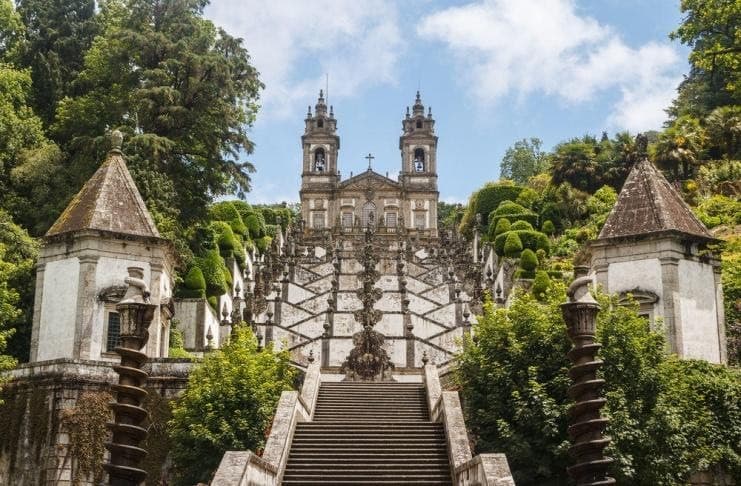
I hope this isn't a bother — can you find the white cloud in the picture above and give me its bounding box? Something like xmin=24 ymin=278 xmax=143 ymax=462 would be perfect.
xmin=417 ymin=0 xmax=682 ymax=131
xmin=205 ymin=1 xmax=403 ymax=119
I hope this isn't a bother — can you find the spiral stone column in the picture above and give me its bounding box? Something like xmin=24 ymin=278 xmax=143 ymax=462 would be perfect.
xmin=105 ymin=267 xmax=156 ymax=485
xmin=561 ymin=277 xmax=615 ymax=486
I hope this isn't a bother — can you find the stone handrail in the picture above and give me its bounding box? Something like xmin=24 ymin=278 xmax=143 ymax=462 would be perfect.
xmin=211 ymin=362 xmax=321 ymax=485
xmin=423 ymin=364 xmax=516 ymax=486
xmin=455 ymin=454 xmax=516 ymax=486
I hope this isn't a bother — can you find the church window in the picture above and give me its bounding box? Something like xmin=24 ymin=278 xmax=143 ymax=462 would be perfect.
xmin=313 ymin=212 xmax=325 ymax=229
xmin=416 ymin=120 xmax=422 ymax=129
xmin=413 ymin=148 xmax=425 ymax=172
xmin=386 ymin=212 xmax=397 ymax=228
xmin=106 ymin=311 xmax=121 ymax=352
xmin=342 ymin=212 xmax=353 ymax=228
xmin=317 ymin=119 xmax=324 ymax=128
xmin=362 ymin=201 xmax=377 ymax=228
xmin=414 ymin=212 xmax=426 ymax=229
xmin=314 ymin=148 xmax=326 ymax=172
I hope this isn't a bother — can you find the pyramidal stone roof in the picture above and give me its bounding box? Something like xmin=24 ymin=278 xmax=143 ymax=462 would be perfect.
xmin=598 ymin=157 xmax=713 ymax=241
xmin=46 ymin=149 xmax=160 ymax=239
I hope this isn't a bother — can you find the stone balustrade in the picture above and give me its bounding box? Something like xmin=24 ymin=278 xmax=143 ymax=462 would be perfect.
xmin=424 ymin=364 xmax=516 ymax=486
xmin=211 ymin=361 xmax=321 ymax=486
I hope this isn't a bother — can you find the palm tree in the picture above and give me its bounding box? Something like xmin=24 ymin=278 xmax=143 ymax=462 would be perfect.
xmin=705 ymin=105 xmax=741 ymax=158
xmin=655 ymin=116 xmax=707 ymax=180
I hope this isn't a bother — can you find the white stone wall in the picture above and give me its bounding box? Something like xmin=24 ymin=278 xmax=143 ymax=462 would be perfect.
xmin=36 ymin=259 xmax=80 ymax=361
xmin=678 ymin=260 xmax=722 ymax=362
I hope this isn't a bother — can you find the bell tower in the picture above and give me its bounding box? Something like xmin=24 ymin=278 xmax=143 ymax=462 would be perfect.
xmin=399 ymin=91 xmax=438 ymax=187
xmin=300 ymin=90 xmax=340 ymax=230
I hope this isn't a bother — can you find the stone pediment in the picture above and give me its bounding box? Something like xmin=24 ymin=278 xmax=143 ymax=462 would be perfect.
xmin=339 ymin=169 xmax=400 ymax=193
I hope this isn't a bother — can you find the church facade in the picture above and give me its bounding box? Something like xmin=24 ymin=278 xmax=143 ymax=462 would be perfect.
xmin=299 ymin=91 xmax=439 ymax=238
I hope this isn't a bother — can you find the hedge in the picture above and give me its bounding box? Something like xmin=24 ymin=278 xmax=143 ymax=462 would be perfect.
xmin=520 ymin=249 xmax=538 ymax=272
xmin=489 ymin=218 xmax=511 ymax=240
xmin=209 ymin=201 xmax=249 ymax=237
xmin=495 ymin=230 xmax=550 ymax=256
xmin=195 ymin=249 xmax=231 ymax=297
xmin=489 ymin=200 xmax=539 ymax=230
xmin=504 ymin=232 xmax=523 ymax=257
xmin=511 ymin=220 xmax=534 ymax=231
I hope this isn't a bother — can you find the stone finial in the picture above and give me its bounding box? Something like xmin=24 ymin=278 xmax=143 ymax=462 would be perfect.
xmin=421 ymin=350 xmax=429 ymax=365
xmin=635 ymin=132 xmax=648 ymax=158
xmin=308 ymin=349 xmax=315 ymax=363
xmin=110 ymin=129 xmax=124 ymax=151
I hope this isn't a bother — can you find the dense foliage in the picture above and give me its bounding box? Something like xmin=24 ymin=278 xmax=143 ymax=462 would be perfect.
xmin=168 ymin=326 xmax=296 ymax=485
xmin=459 ymin=287 xmax=741 ymax=485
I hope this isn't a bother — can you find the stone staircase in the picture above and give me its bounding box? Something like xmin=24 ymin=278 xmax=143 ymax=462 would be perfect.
xmin=281 ymin=381 xmax=452 ymax=485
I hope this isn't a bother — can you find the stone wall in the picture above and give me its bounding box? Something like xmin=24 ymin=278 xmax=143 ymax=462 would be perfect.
xmin=0 ymin=358 xmax=192 ymax=486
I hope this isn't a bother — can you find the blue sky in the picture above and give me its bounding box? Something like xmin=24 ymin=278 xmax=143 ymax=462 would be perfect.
xmin=205 ymin=0 xmax=690 ymax=204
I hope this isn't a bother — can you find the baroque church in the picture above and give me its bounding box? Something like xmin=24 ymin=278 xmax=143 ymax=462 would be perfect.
xmin=300 ymin=91 xmax=439 ymax=236
xmin=0 ymin=91 xmax=730 ymax=486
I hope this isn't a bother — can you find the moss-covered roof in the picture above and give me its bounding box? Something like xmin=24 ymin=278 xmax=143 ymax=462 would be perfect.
xmin=46 ymin=150 xmax=159 ymax=238
xmin=598 ymin=158 xmax=713 ymax=241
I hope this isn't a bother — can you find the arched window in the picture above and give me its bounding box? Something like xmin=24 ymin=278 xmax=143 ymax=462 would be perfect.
xmin=317 ymin=119 xmax=324 ymax=128
xmin=416 ymin=120 xmax=422 ymax=129
xmin=314 ymin=148 xmax=326 ymax=172
xmin=362 ymin=201 xmax=377 ymax=228
xmin=413 ymin=148 xmax=425 ymax=172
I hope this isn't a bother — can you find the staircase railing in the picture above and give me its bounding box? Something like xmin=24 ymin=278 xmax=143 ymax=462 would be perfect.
xmin=424 ymin=364 xmax=516 ymax=486
xmin=211 ymin=362 xmax=321 ymax=485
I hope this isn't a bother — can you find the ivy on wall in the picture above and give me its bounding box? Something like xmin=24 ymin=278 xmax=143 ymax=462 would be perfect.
xmin=59 ymin=391 xmax=112 ymax=485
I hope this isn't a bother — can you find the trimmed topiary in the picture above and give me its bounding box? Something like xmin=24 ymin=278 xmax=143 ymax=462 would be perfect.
xmin=531 ymin=270 xmax=551 ymax=301
xmin=511 ymin=220 xmax=534 ymax=231
xmin=184 ymin=266 xmax=206 ymax=292
xmin=489 ymin=217 xmax=511 ymax=240
xmin=520 ymin=249 xmax=538 ymax=272
xmin=503 ymin=231 xmax=523 ymax=258
xmin=494 ymin=230 xmax=550 ymax=256
xmin=256 ymin=235 xmax=272 ymax=253
xmin=209 ymin=201 xmax=249 ymax=237
xmin=489 ymin=200 xmax=539 ymax=230
xmin=474 ymin=183 xmax=524 ymax=227
xmin=245 ymin=214 xmax=263 ymax=239
xmin=196 ymin=249 xmax=230 ymax=297
xmin=211 ymin=221 xmax=238 ymax=258
xmin=541 ymin=220 xmax=556 ymax=236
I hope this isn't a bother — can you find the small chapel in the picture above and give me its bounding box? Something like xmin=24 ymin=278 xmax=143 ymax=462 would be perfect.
xmin=299 ymin=91 xmax=439 ymax=236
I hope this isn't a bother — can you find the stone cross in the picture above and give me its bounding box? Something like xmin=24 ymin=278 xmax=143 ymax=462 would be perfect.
xmin=365 ymin=153 xmax=374 ymax=170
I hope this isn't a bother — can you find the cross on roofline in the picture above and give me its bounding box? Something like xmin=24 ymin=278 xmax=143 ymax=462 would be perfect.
xmin=365 ymin=153 xmax=374 ymax=170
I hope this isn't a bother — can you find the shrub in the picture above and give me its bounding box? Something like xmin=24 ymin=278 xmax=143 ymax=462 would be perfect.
xmin=515 ymin=187 xmax=539 ymax=209
xmin=531 ymin=270 xmax=551 ymax=300
xmin=489 ymin=218 xmax=511 ymax=240
xmin=459 ymin=182 xmax=524 ymax=235
xmin=178 ymin=266 xmax=206 ymax=299
xmin=209 ymin=201 xmax=249 ymax=237
xmin=458 ymin=286 xmax=741 ymax=485
xmin=489 ymin=200 xmax=539 ymax=230
xmin=495 ymin=230 xmax=550 ymax=256
xmin=694 ymin=195 xmax=741 ymax=229
xmin=520 ymin=249 xmax=538 ymax=272
xmin=245 ymin=214 xmax=263 ymax=239
xmin=169 ymin=327 xmax=296 ymax=485
xmin=196 ymin=249 xmax=230 ymax=297
xmin=211 ymin=222 xmax=237 ymax=257
xmin=511 ymin=220 xmax=534 ymax=231
xmin=541 ymin=220 xmax=555 ymax=236
xmin=256 ymin=236 xmax=272 ymax=253
xmin=503 ymin=231 xmax=523 ymax=257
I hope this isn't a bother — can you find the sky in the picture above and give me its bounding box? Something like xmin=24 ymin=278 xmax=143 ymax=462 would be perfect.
xmin=204 ymin=0 xmax=690 ymax=204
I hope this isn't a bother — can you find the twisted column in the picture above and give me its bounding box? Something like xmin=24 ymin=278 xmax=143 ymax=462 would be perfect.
xmin=105 ymin=267 xmax=156 ymax=485
xmin=561 ymin=277 xmax=615 ymax=486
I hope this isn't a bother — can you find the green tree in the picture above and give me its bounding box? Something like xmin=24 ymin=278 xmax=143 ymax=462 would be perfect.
xmin=52 ymin=0 xmax=263 ymax=237
xmin=654 ymin=115 xmax=707 ymax=179
xmin=0 ymin=210 xmax=38 ymax=362
xmin=549 ymin=136 xmax=602 ymax=193
xmin=705 ymin=105 xmax=741 ymax=158
xmin=458 ymin=286 xmax=741 ymax=485
xmin=671 ymin=0 xmax=740 ymax=99
xmin=169 ymin=326 xmax=296 ymax=485
xmin=499 ymin=138 xmax=548 ymax=185
xmin=15 ymin=0 xmax=100 ymax=124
